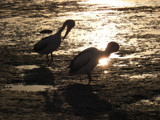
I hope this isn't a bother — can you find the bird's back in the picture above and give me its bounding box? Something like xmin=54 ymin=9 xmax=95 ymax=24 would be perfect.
xmin=34 ymin=34 xmax=61 ymax=54
xmin=69 ymin=47 xmax=100 ymax=74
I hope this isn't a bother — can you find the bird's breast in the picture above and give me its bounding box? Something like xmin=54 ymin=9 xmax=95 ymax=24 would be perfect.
xmin=46 ymin=38 xmax=61 ymax=52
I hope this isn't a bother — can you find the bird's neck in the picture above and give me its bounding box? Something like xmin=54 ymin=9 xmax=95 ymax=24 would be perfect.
xmin=101 ymin=51 xmax=111 ymax=58
xmin=57 ymin=24 xmax=66 ymax=34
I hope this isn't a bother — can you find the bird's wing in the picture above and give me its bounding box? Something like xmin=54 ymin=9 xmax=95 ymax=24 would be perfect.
xmin=34 ymin=36 xmax=53 ymax=52
xmin=71 ymin=47 xmax=97 ymax=61
xmin=69 ymin=47 xmax=98 ymax=74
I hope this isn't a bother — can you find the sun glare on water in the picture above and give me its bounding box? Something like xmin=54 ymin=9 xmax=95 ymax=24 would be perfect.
xmin=98 ymin=53 xmax=120 ymax=66
xmin=85 ymin=0 xmax=132 ymax=7
xmin=98 ymin=58 xmax=109 ymax=66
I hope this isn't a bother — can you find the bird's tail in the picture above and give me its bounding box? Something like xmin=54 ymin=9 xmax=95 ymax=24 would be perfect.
xmin=33 ymin=45 xmax=38 ymax=52
xmin=68 ymin=69 xmax=74 ymax=76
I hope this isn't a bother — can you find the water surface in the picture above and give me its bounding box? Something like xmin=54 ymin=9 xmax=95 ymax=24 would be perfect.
xmin=0 ymin=0 xmax=160 ymax=88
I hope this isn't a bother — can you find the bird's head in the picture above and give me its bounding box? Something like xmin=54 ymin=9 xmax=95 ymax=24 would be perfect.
xmin=63 ymin=20 xmax=75 ymax=39
xmin=105 ymin=42 xmax=119 ymax=55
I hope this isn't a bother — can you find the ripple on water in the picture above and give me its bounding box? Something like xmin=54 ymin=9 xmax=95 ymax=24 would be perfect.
xmin=130 ymin=74 xmax=158 ymax=79
xmin=154 ymin=95 xmax=160 ymax=101
xmin=134 ymin=95 xmax=160 ymax=106
xmin=15 ymin=65 xmax=40 ymax=70
xmin=2 ymin=84 xmax=58 ymax=92
xmin=0 ymin=40 xmax=16 ymax=46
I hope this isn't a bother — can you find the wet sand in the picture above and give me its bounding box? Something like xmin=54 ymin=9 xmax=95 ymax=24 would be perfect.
xmin=0 ymin=0 xmax=160 ymax=120
xmin=0 ymin=39 xmax=160 ymax=120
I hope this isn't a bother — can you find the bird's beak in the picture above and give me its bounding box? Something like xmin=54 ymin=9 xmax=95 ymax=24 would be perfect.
xmin=63 ymin=26 xmax=72 ymax=39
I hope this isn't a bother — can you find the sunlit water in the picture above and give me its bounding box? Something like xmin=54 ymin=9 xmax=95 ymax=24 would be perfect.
xmin=3 ymin=84 xmax=57 ymax=92
xmin=0 ymin=0 xmax=160 ymax=91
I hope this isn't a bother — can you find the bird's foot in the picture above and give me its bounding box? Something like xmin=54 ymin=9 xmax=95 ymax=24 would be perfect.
xmin=87 ymin=80 xmax=91 ymax=85
xmin=46 ymin=60 xmax=54 ymax=66
xmin=45 ymin=61 xmax=51 ymax=66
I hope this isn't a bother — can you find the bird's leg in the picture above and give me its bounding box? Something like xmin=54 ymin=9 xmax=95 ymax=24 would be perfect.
xmin=46 ymin=54 xmax=49 ymax=64
xmin=51 ymin=53 xmax=53 ymax=62
xmin=87 ymin=72 xmax=91 ymax=85
xmin=47 ymin=53 xmax=54 ymax=65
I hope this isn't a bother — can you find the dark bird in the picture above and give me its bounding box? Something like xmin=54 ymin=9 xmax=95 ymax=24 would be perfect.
xmin=69 ymin=42 xmax=120 ymax=84
xmin=34 ymin=20 xmax=75 ymax=63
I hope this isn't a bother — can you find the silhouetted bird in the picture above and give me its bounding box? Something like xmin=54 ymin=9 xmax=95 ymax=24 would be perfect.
xmin=69 ymin=42 xmax=119 ymax=84
xmin=34 ymin=20 xmax=75 ymax=63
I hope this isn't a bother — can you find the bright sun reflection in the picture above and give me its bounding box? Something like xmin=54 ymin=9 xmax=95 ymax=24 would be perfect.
xmin=98 ymin=58 xmax=109 ymax=66
xmin=85 ymin=0 xmax=132 ymax=7
xmin=98 ymin=53 xmax=120 ymax=66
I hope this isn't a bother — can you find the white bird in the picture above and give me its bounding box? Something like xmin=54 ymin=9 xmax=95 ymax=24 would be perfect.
xmin=34 ymin=20 xmax=75 ymax=63
xmin=69 ymin=42 xmax=120 ymax=84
